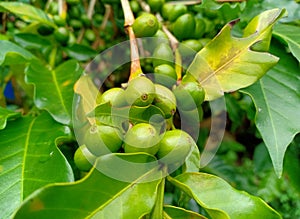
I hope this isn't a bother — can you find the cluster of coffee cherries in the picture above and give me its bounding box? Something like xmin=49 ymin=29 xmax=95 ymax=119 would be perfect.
xmin=74 ymin=75 xmax=205 ymax=172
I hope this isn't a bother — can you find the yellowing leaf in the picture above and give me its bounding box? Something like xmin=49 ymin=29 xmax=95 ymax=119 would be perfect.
xmin=185 ymin=8 xmax=286 ymax=101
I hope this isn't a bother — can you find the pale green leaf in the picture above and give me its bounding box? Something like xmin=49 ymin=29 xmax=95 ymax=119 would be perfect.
xmin=273 ymin=24 xmax=300 ymax=62
xmin=0 ymin=107 xmax=20 ymax=130
xmin=0 ymin=40 xmax=35 ymax=65
xmin=25 ymin=60 xmax=82 ymax=125
xmin=168 ymin=172 xmax=282 ymax=219
xmin=242 ymin=43 xmax=300 ymax=177
xmin=14 ymin=153 xmax=162 ymax=219
xmin=186 ymin=8 xmax=286 ymax=101
xmin=74 ymin=75 xmax=101 ymax=125
xmin=0 ymin=2 xmax=53 ymax=26
xmin=163 ymin=205 xmax=207 ymax=219
xmin=0 ymin=112 xmax=74 ymax=219
xmin=183 ymin=140 xmax=200 ymax=173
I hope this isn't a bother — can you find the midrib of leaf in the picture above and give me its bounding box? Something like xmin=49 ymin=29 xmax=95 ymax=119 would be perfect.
xmin=20 ymin=116 xmax=36 ymax=201
xmin=51 ymin=70 xmax=69 ymax=117
xmin=163 ymin=212 xmax=172 ymax=219
xmin=257 ymin=79 xmax=278 ymax=160
xmin=200 ymin=26 xmax=273 ymax=85
xmin=273 ymin=31 xmax=299 ymax=47
xmin=87 ymin=166 xmax=161 ymax=218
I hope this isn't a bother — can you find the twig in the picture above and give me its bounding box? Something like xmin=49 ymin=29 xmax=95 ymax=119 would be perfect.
xmin=167 ymin=0 xmax=246 ymax=4
xmin=120 ymin=0 xmax=143 ymax=81
xmin=100 ymin=4 xmax=112 ymax=30
xmin=87 ymin=0 xmax=97 ymax=19
xmin=58 ymin=0 xmax=67 ymax=19
xmin=137 ymin=0 xmax=150 ymax=13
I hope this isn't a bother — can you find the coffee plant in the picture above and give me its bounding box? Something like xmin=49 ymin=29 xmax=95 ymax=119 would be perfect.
xmin=0 ymin=0 xmax=299 ymax=218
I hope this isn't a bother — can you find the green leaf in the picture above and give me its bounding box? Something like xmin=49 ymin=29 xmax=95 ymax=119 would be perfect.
xmin=273 ymin=24 xmax=300 ymax=62
xmin=0 ymin=40 xmax=35 ymax=65
xmin=242 ymin=42 xmax=300 ymax=177
xmin=64 ymin=44 xmax=98 ymax=61
xmin=185 ymin=8 xmax=286 ymax=101
xmin=163 ymin=205 xmax=207 ymax=219
xmin=14 ymin=153 xmax=162 ymax=219
xmin=91 ymin=102 xmax=165 ymax=129
xmin=168 ymin=172 xmax=282 ymax=219
xmin=0 ymin=107 xmax=20 ymax=130
xmin=183 ymin=140 xmax=200 ymax=173
xmin=25 ymin=60 xmax=82 ymax=125
xmin=14 ymin=33 xmax=51 ymax=52
xmin=0 ymin=112 xmax=74 ymax=219
xmin=0 ymin=2 xmax=53 ymax=26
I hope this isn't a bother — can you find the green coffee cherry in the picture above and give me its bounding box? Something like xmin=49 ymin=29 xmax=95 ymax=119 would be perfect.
xmin=154 ymin=84 xmax=176 ymax=119
xmin=80 ymin=14 xmax=91 ymax=27
xmin=178 ymin=39 xmax=203 ymax=57
xmin=147 ymin=0 xmax=165 ymax=13
xmin=37 ymin=24 xmax=54 ymax=36
xmin=54 ymin=27 xmax=69 ymax=44
xmin=84 ymin=29 xmax=96 ymax=42
xmin=132 ymin=13 xmax=159 ymax=37
xmin=168 ymin=4 xmax=187 ymax=22
xmin=154 ymin=64 xmax=177 ymax=88
xmin=172 ymin=14 xmax=195 ymax=41
xmin=124 ymin=123 xmax=160 ymax=155
xmin=194 ymin=18 xmax=206 ymax=39
xmin=198 ymin=38 xmax=211 ymax=47
xmin=53 ymin=15 xmax=66 ymax=26
xmin=130 ymin=0 xmax=141 ymax=14
xmin=161 ymin=4 xmax=173 ymax=20
xmin=100 ymin=87 xmax=128 ymax=107
xmin=74 ymin=145 xmax=97 ymax=172
xmin=157 ymin=130 xmax=193 ymax=165
xmin=69 ymin=19 xmax=83 ymax=30
xmin=152 ymin=43 xmax=174 ymax=67
xmin=84 ymin=124 xmax=123 ymax=156
xmin=125 ymin=76 xmax=155 ymax=107
xmin=173 ymin=81 xmax=205 ymax=111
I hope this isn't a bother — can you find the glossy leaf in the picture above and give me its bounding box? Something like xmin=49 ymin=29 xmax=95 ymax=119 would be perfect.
xmin=183 ymin=140 xmax=200 ymax=173
xmin=273 ymin=24 xmax=300 ymax=62
xmin=0 ymin=40 xmax=35 ymax=65
xmin=14 ymin=153 xmax=162 ymax=219
xmin=0 ymin=2 xmax=53 ymax=26
xmin=64 ymin=44 xmax=98 ymax=61
xmin=0 ymin=112 xmax=74 ymax=219
xmin=243 ymin=43 xmax=300 ymax=177
xmin=14 ymin=33 xmax=51 ymax=52
xmin=163 ymin=205 xmax=207 ymax=219
xmin=25 ymin=60 xmax=82 ymax=125
xmin=91 ymin=102 xmax=165 ymax=129
xmin=168 ymin=172 xmax=282 ymax=219
xmin=74 ymin=75 xmax=101 ymax=125
xmin=185 ymin=8 xmax=285 ymax=101
xmin=0 ymin=107 xmax=20 ymax=130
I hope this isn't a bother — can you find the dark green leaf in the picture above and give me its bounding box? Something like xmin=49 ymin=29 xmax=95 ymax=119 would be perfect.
xmin=168 ymin=172 xmax=282 ymax=219
xmin=163 ymin=205 xmax=207 ymax=219
xmin=0 ymin=40 xmax=35 ymax=65
xmin=0 ymin=112 xmax=74 ymax=219
xmin=0 ymin=2 xmax=53 ymax=26
xmin=273 ymin=24 xmax=300 ymax=62
xmin=25 ymin=60 xmax=82 ymax=125
xmin=242 ymin=42 xmax=300 ymax=177
xmin=14 ymin=33 xmax=51 ymax=51
xmin=64 ymin=44 xmax=98 ymax=61
xmin=14 ymin=153 xmax=162 ymax=219
xmin=0 ymin=107 xmax=20 ymax=130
